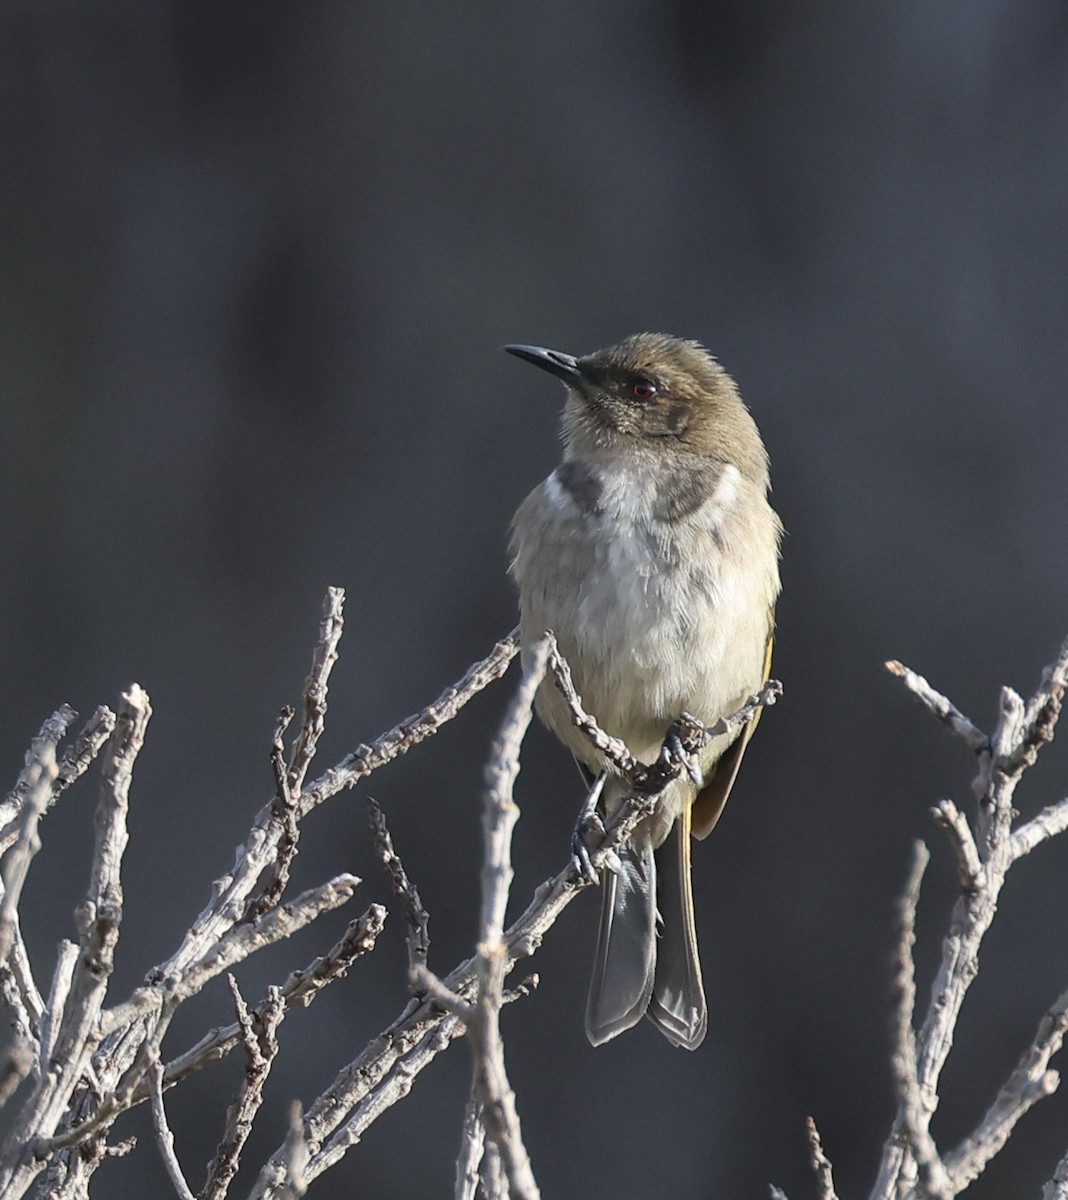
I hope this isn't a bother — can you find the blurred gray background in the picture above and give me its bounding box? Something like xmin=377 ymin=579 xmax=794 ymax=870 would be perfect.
xmin=3 ymin=2 xmax=1068 ymax=1196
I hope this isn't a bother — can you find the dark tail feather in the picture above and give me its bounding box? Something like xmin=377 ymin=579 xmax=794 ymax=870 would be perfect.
xmin=585 ymin=840 xmax=656 ymax=1046
xmin=646 ymin=809 xmax=707 ymax=1050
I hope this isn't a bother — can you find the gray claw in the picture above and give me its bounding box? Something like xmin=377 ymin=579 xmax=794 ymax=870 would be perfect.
xmin=571 ymin=812 xmax=605 ymax=885
xmin=667 ymin=730 xmax=704 ymax=788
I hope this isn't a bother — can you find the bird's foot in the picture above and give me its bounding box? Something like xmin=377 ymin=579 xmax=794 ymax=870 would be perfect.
xmin=669 ymin=713 xmax=706 ymax=788
xmin=571 ymin=812 xmax=606 ymax=884
xmin=571 ymin=773 xmax=607 ymax=884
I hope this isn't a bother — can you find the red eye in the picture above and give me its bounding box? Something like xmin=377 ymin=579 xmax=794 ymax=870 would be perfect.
xmin=631 ymin=379 xmax=657 ymax=400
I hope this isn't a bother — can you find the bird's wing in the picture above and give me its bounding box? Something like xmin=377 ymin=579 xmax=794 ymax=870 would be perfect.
xmin=690 ymin=626 xmax=774 ymax=840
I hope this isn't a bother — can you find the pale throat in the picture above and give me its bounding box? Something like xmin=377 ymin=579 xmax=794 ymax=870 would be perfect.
xmin=546 ymin=453 xmax=742 ymax=532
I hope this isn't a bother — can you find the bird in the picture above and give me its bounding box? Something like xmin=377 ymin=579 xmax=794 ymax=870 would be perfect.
xmin=505 ymin=333 xmax=781 ymax=1050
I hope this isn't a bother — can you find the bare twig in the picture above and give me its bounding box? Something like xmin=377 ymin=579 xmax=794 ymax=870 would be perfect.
xmin=0 ymin=708 xmax=115 ymax=1059
xmin=546 ymin=641 xmax=640 ymax=776
xmin=101 ymin=875 xmax=360 ymax=1039
xmin=249 ymin=673 xmax=781 ymax=1198
xmin=297 ymin=1013 xmax=469 ymax=1186
xmin=0 ymin=692 xmax=115 ymax=1029
xmin=481 ymin=1141 xmax=505 ymax=1199
xmin=148 ymin=1054 xmax=195 ymax=1200
xmin=0 ymin=704 xmax=115 ymax=860
xmin=806 ymin=1116 xmax=839 ymax=1200
xmin=162 ymin=904 xmax=385 ymax=1091
xmin=456 ymin=1087 xmax=486 ymax=1200
xmin=201 ymin=979 xmax=285 ymax=1200
xmin=931 ymin=800 xmax=982 ymax=894
xmin=502 ymin=975 xmax=538 ymax=1005
xmin=300 ymin=627 xmax=521 ymax=818
xmin=409 ymin=964 xmax=472 ymax=1021
xmin=0 ymin=598 xmax=790 ymax=1200
xmin=885 ymin=841 xmax=953 ymax=1200
xmin=479 ymin=638 xmax=547 ymax=944
xmin=909 ymin=714 xmax=1017 ymax=1183
xmin=0 ymin=707 xmax=71 ymax=963
xmin=1008 ymin=633 xmax=1068 ymax=774
xmin=548 ymin=638 xmax=781 ymax=794
xmin=253 ymin=588 xmax=345 ymax=920
xmin=367 ymin=798 xmax=430 ymax=980
xmin=0 ymin=935 xmax=42 ymax=1058
xmin=1047 ymin=1153 xmax=1068 ymax=1200
xmin=0 ymin=689 xmax=153 ymax=1200
xmin=153 ymin=627 xmax=519 ymax=1016
xmin=136 ymin=876 xmax=361 ymax=1025
xmin=976 ymin=686 xmax=1025 ymax=857
xmin=863 ymin=638 xmax=1068 ymax=1200
xmin=40 ymin=897 xmax=383 ymax=1173
xmin=1010 ymin=796 xmax=1068 ymax=861
xmin=0 ymin=687 xmax=151 ymax=1199
xmin=466 ymin=639 xmax=549 ymax=1200
xmin=253 ymin=706 xmax=298 ymax=919
xmin=945 ymin=984 xmax=1068 ymax=1190
xmin=0 ymin=601 xmax=533 ymax=1200
xmin=38 ymin=942 xmax=79 ymax=1076
xmin=269 ymin=709 xmax=296 ymax=802
xmin=873 ymin=844 xmax=940 ymax=1200
xmin=885 ymin=660 xmax=988 ymax=753
xmin=0 ymin=707 xmax=76 ymax=843
xmin=287 ymin=587 xmax=345 ymax=795
xmin=54 ymin=707 xmax=117 ymax=802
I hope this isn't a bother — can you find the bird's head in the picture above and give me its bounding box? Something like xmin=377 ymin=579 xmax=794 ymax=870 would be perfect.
xmin=505 ymin=333 xmax=767 ymax=480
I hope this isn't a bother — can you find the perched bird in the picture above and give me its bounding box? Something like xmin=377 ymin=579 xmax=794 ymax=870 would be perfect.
xmin=506 ymin=333 xmax=781 ymax=1050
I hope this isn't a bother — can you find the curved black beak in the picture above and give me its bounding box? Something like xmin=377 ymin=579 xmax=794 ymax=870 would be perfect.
xmin=503 ymin=343 xmax=584 ymax=387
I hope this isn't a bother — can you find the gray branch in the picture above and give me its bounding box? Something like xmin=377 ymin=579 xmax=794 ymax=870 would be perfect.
xmin=248 ymin=654 xmax=780 ymax=1198
xmin=148 ymin=1054 xmax=196 ymax=1200
xmin=803 ymin=637 xmax=1068 ymax=1200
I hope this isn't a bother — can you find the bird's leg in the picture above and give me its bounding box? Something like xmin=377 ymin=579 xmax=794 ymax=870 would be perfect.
xmin=668 ymin=712 xmax=706 ymax=788
xmin=571 ymin=772 xmax=607 ymax=884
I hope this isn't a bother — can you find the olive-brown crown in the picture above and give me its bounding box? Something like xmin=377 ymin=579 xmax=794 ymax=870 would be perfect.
xmin=564 ymin=333 xmax=768 ymax=483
